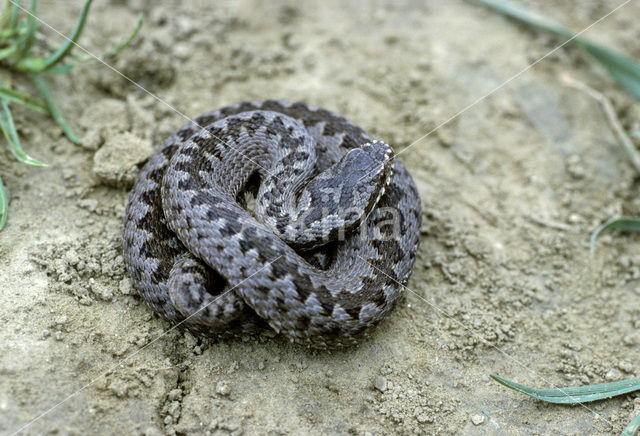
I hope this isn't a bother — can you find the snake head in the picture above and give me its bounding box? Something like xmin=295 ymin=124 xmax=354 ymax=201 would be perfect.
xmin=314 ymin=140 xmax=394 ymax=229
xmin=274 ymin=139 xmax=396 ymax=249
xmin=343 ymin=140 xmax=395 ymax=212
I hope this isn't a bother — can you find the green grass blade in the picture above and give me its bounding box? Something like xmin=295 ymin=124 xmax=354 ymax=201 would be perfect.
xmin=10 ymin=0 xmax=21 ymax=30
xmin=471 ymin=0 xmax=640 ymax=101
xmin=622 ymin=412 xmax=640 ymax=436
xmin=0 ymin=98 xmax=45 ymax=166
xmin=0 ymin=0 xmax=16 ymax=30
xmin=0 ymin=0 xmax=23 ymax=40
xmin=579 ymin=41 xmax=640 ymax=100
xmin=471 ymin=0 xmax=573 ymax=39
xmin=16 ymin=0 xmax=38 ymax=55
xmin=0 ymin=174 xmax=7 ymax=230
xmin=29 ymin=73 xmax=81 ymax=144
xmin=44 ymin=63 xmax=75 ymax=75
xmin=29 ymin=0 xmax=92 ymax=72
xmin=102 ymin=12 xmax=142 ymax=59
xmin=0 ymin=85 xmax=48 ymax=113
xmin=491 ymin=374 xmax=640 ymax=404
xmin=590 ymin=217 xmax=640 ymax=252
xmin=0 ymin=43 xmax=18 ymax=61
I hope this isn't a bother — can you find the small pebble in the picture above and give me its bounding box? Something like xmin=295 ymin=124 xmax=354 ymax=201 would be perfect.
xmin=216 ymin=381 xmax=230 ymax=396
xmin=568 ymin=213 xmax=583 ymax=223
xmin=167 ymin=401 xmax=181 ymax=418
xmin=436 ymin=129 xmax=453 ymax=147
xmin=168 ymin=388 xmax=182 ymax=401
xmin=605 ymin=369 xmax=620 ymax=380
xmin=374 ymin=376 xmax=387 ymax=392
xmin=93 ymin=132 xmax=152 ymax=188
xmin=618 ymin=361 xmax=633 ymax=373
xmin=119 ymin=278 xmax=134 ymax=295
xmin=471 ymin=414 xmax=485 ymax=425
xmin=416 ymin=414 xmax=432 ymax=424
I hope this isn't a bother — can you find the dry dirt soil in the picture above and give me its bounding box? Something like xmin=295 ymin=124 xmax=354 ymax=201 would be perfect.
xmin=1 ymin=0 xmax=640 ymax=435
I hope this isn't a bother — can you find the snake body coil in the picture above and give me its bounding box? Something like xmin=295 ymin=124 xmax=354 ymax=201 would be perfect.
xmin=123 ymin=100 xmax=421 ymax=348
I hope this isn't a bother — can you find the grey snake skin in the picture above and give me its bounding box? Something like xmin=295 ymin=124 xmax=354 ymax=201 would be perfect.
xmin=123 ymin=100 xmax=421 ymax=348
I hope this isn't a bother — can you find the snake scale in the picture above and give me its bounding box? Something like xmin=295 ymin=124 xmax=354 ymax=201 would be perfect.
xmin=123 ymin=100 xmax=421 ymax=348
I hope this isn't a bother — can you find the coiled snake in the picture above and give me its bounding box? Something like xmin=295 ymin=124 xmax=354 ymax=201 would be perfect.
xmin=122 ymin=100 xmax=421 ymax=348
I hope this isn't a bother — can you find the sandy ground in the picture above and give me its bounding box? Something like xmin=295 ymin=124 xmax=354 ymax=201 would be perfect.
xmin=1 ymin=0 xmax=640 ymax=434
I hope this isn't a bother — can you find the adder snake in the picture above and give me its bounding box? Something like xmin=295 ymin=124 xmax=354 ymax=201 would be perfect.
xmin=122 ymin=100 xmax=421 ymax=348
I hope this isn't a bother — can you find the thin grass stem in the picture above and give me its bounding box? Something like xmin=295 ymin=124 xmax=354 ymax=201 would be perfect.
xmin=17 ymin=0 xmax=93 ymax=72
xmin=29 ymin=72 xmax=80 ymax=144
xmin=0 ymin=97 xmax=45 ymax=166
xmin=0 ymin=174 xmax=7 ymax=230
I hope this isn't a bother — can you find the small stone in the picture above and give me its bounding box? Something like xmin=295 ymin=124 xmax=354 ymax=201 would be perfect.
xmin=119 ymin=278 xmax=134 ymax=295
xmin=168 ymin=388 xmax=182 ymax=401
xmin=374 ymin=376 xmax=387 ymax=392
xmin=81 ymin=128 xmax=103 ymax=151
xmin=436 ymin=129 xmax=453 ymax=147
xmin=216 ymin=381 xmax=230 ymax=396
xmin=606 ymin=369 xmax=620 ymax=380
xmin=618 ymin=361 xmax=633 ymax=373
xmin=90 ymin=281 xmax=114 ymax=301
xmin=93 ymin=132 xmax=152 ymax=188
xmin=416 ymin=414 xmax=432 ymax=424
xmin=471 ymin=414 xmax=485 ymax=425
xmin=167 ymin=401 xmax=181 ymax=418
xmin=568 ymin=213 xmax=583 ymax=224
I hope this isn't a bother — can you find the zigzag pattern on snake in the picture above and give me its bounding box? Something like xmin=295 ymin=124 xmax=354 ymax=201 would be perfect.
xmin=122 ymin=100 xmax=421 ymax=348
